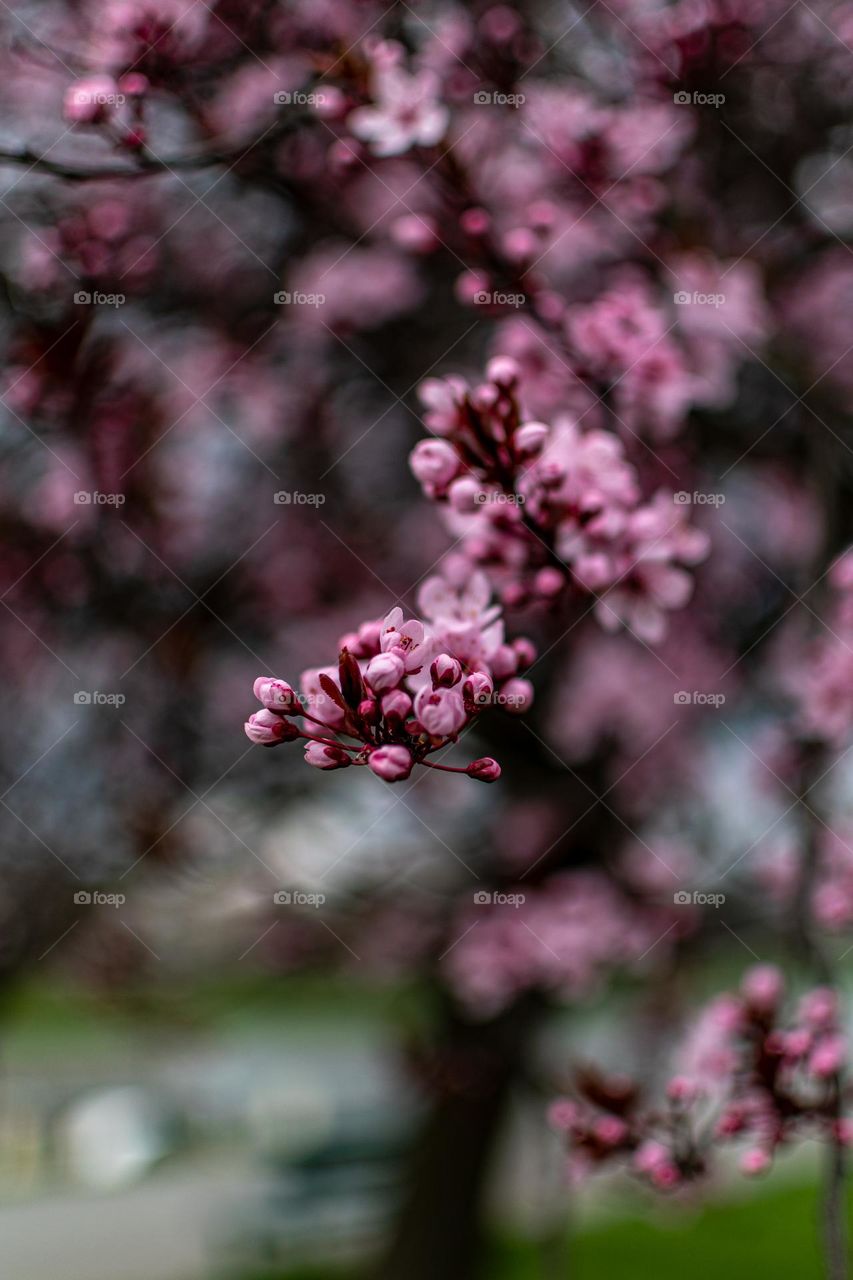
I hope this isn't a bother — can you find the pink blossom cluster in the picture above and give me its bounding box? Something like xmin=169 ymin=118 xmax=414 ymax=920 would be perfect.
xmin=442 ymin=870 xmax=676 ymax=1015
xmin=757 ymin=828 xmax=853 ymax=934
xmin=410 ymin=356 xmax=709 ymax=641
xmin=549 ymin=966 xmax=849 ymax=1188
xmin=245 ymin=570 xmax=534 ymax=783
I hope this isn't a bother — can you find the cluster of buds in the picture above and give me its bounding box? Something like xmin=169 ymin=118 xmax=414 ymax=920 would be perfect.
xmin=244 ymin=571 xmax=535 ymax=783
xmin=410 ymin=357 xmax=708 ymax=641
xmin=63 ymin=73 xmax=149 ymax=149
xmin=549 ymin=966 xmax=849 ymax=1189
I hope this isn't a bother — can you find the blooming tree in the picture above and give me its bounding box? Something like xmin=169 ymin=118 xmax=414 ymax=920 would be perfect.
xmin=1 ymin=0 xmax=853 ymax=1276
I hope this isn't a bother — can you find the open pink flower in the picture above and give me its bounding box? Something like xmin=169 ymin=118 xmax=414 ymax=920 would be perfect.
xmin=348 ymin=59 xmax=449 ymax=157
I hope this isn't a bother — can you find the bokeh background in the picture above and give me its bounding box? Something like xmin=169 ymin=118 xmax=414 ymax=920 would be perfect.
xmin=2 ymin=0 xmax=853 ymax=1276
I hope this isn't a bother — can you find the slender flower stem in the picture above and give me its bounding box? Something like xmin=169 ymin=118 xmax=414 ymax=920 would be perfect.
xmin=419 ymin=759 xmax=470 ymax=774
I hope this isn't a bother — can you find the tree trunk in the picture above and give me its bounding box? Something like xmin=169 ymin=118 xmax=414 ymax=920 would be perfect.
xmin=374 ymin=996 xmax=537 ymax=1280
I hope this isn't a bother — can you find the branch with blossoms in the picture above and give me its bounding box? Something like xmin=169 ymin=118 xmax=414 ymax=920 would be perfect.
xmin=245 ymin=571 xmax=535 ymax=783
xmin=410 ymin=355 xmax=709 ymax=641
xmin=549 ymin=966 xmax=849 ymax=1193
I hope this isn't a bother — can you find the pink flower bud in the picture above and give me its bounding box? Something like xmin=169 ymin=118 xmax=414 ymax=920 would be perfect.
xmin=634 ymin=1140 xmax=669 ymax=1174
xmin=534 ymin=566 xmax=566 ymax=598
xmin=501 ymin=582 xmax=529 ymax=609
xmin=390 ymin=214 xmax=439 ymax=253
xmin=471 ymin=383 xmax=499 ymax=412
xmin=368 ymin=745 xmax=413 ymax=781
xmin=502 ymin=227 xmax=538 ymax=263
xmin=782 ymin=1029 xmax=812 ymax=1058
xmin=314 ymin=85 xmax=347 ymax=120
xmin=357 ymin=620 xmax=383 ymax=655
xmin=381 ymin=689 xmax=413 ymax=725
xmin=666 ymin=1075 xmax=699 ymax=1103
xmin=547 ymin=1098 xmax=578 ymax=1131
xmin=358 ymin=698 xmax=380 ymax=723
xmin=464 ymin=671 xmax=494 ymax=708
xmin=491 ymin=645 xmax=519 ymax=679
xmin=63 ymin=76 xmax=120 ymax=124
xmin=514 ymin=421 xmax=549 ymax=455
xmin=512 ymin=637 xmax=537 ymax=669
xmin=486 ymin=355 xmax=520 ymax=387
xmin=649 ymin=1163 xmax=681 ymax=1189
xmin=304 ymin=741 xmax=352 ymax=770
xmin=447 ymin=475 xmax=482 ymax=512
xmin=467 ymin=756 xmax=501 ymax=782
xmin=741 ymin=964 xmax=784 ymax=1012
xmin=498 ymin=677 xmax=534 ymax=713
xmin=809 ymin=1034 xmax=846 ymax=1078
xmin=409 ymin=439 xmax=460 ymax=489
xmin=799 ymin=987 xmax=838 ymax=1029
xmin=245 ymin=709 xmax=300 ymax=746
xmin=366 ymin=651 xmax=405 ymax=692
xmin=414 ymin=686 xmax=467 ymax=736
xmin=455 ymin=270 xmax=491 ymax=306
xmin=594 ymin=1115 xmax=628 ymax=1146
xmin=460 ymin=207 xmax=490 ymax=236
xmin=431 ymin=654 xmax=462 ymax=688
xmin=253 ymin=677 xmax=298 ymax=713
xmin=740 ymin=1149 xmax=771 ymax=1176
xmin=119 ymin=73 xmax=149 ymax=97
